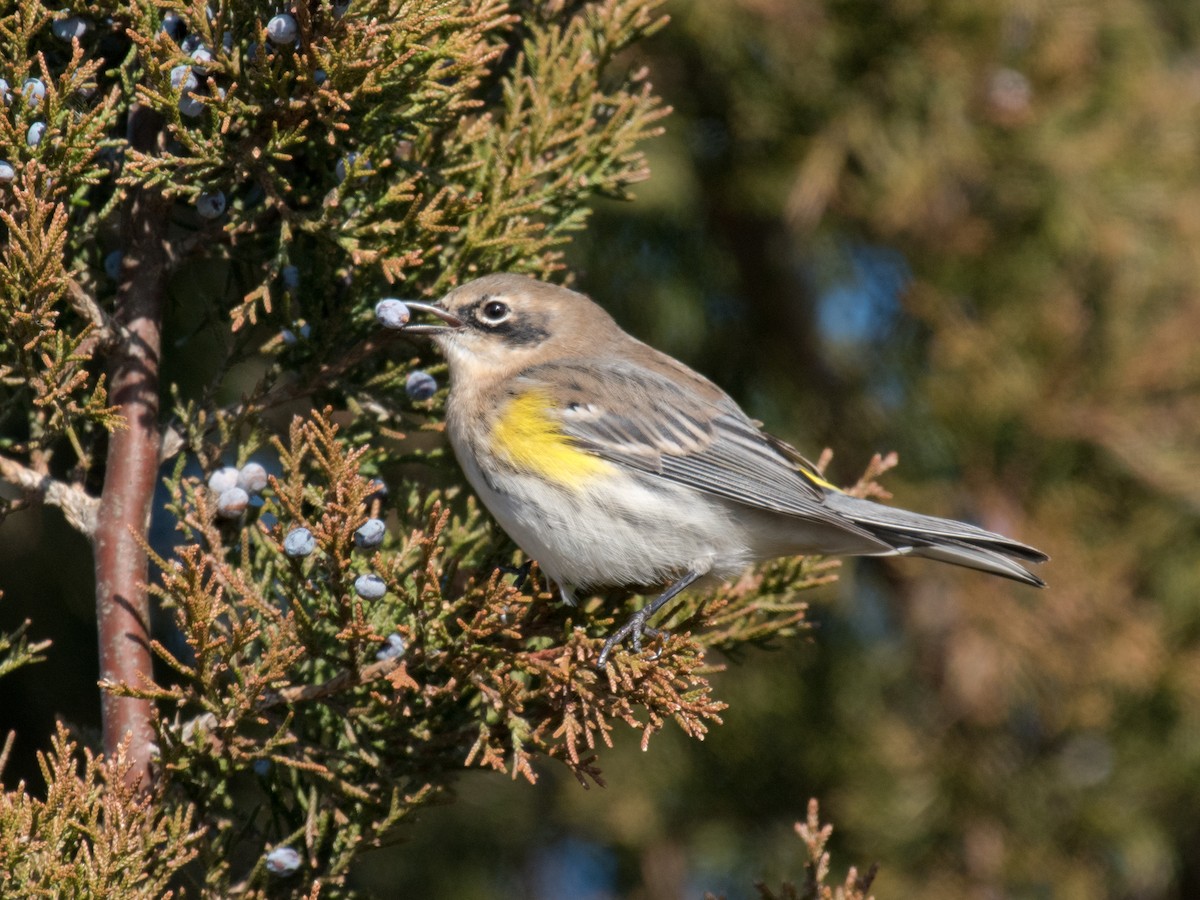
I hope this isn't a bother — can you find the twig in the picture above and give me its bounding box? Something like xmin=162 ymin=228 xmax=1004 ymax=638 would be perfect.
xmin=158 ymin=329 xmax=409 ymax=463
xmin=65 ymin=275 xmax=121 ymax=352
xmin=0 ymin=452 xmax=100 ymax=534
xmin=258 ymin=655 xmax=403 ymax=710
xmin=0 ymin=731 xmax=14 ymax=783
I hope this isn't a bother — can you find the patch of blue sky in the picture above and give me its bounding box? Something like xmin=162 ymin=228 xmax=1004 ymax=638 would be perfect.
xmin=815 ymin=243 xmax=909 ymax=345
xmin=528 ymin=836 xmax=618 ymax=900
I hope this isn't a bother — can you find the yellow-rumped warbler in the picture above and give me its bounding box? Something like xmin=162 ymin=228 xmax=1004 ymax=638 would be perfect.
xmin=400 ymin=274 xmax=1047 ymax=666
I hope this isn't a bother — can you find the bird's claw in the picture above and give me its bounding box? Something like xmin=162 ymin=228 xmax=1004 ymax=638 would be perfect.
xmin=597 ymin=609 xmax=668 ymax=669
xmin=595 ymin=570 xmax=700 ymax=669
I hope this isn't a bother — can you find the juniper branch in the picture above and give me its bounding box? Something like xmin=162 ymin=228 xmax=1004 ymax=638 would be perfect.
xmin=0 ymin=452 xmax=99 ymax=534
xmin=64 ymin=276 xmax=120 ymax=349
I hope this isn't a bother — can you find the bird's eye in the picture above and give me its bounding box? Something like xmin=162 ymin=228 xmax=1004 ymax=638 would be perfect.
xmin=477 ymin=299 xmax=510 ymax=325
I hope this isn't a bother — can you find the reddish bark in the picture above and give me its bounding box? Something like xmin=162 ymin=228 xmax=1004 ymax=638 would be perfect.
xmin=92 ymin=109 xmax=171 ymax=790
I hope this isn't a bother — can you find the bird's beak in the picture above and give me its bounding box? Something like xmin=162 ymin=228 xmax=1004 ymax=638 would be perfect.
xmin=401 ymin=301 xmax=465 ymax=335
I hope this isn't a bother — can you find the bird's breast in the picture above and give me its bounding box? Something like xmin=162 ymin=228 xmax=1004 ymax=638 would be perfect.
xmin=445 ymin=389 xmax=753 ymax=589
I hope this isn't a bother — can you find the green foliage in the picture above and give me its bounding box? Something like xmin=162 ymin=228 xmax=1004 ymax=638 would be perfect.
xmin=0 ymin=613 xmax=48 ymax=681
xmin=0 ymin=724 xmax=201 ymax=899
xmin=0 ymin=0 xmax=851 ymax=894
xmin=0 ymin=172 xmax=119 ymax=466
xmin=0 ymin=0 xmax=672 ymax=480
xmin=113 ymin=407 xmax=820 ymax=894
xmin=0 ymin=0 xmax=1194 ymax=891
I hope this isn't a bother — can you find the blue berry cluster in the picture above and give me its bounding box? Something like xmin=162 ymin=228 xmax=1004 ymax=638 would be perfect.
xmin=373 ymin=299 xmax=440 ymax=400
xmin=209 ymin=461 xmax=271 ymax=519
xmin=281 ymin=506 xmax=391 ymax=603
xmin=352 ymin=514 xmax=388 ymax=599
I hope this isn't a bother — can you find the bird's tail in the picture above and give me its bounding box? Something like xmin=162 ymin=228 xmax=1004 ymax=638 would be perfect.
xmin=823 ymin=492 xmax=1048 ymax=587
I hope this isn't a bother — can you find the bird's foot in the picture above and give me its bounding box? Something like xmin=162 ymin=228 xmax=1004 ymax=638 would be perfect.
xmin=597 ymin=607 xmax=667 ymax=669
xmin=595 ymin=569 xmax=703 ymax=670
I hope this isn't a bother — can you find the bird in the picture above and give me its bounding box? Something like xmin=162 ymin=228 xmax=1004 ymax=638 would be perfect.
xmin=398 ymin=273 xmax=1047 ymax=667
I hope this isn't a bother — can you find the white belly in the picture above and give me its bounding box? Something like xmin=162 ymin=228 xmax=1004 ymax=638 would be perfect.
xmin=451 ymin=438 xmax=751 ymax=590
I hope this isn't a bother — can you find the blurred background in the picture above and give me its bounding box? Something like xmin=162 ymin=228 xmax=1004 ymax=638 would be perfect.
xmin=5 ymin=0 xmax=1200 ymax=896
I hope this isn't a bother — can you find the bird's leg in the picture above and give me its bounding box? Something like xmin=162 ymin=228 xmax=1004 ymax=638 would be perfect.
xmin=496 ymin=559 xmax=533 ymax=590
xmin=597 ymin=569 xmax=703 ymax=669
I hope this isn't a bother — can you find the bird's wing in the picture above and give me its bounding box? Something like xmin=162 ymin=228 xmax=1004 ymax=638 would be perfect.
xmin=514 ymin=359 xmax=855 ymax=526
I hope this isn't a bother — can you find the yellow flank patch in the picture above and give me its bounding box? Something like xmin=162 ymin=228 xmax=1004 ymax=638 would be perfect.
xmin=491 ymin=391 xmax=614 ymax=486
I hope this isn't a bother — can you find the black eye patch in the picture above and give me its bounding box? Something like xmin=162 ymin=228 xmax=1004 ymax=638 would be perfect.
xmin=465 ymin=299 xmax=549 ymax=345
xmin=494 ymin=317 xmax=549 ymax=346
